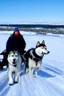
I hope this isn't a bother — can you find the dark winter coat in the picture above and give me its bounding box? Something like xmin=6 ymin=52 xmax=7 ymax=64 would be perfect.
xmin=6 ymin=32 xmax=26 ymax=54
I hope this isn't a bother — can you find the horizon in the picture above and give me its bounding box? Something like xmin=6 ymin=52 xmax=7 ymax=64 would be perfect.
xmin=1 ymin=22 xmax=64 ymax=25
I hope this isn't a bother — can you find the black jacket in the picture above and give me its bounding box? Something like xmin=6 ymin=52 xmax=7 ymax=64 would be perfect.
xmin=6 ymin=32 xmax=26 ymax=54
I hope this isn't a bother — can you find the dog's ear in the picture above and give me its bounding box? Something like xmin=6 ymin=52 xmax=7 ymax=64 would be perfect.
xmin=36 ymin=41 xmax=40 ymax=47
xmin=42 ymin=40 xmax=45 ymax=44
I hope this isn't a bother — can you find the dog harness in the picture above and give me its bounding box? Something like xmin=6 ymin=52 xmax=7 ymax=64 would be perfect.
xmin=29 ymin=49 xmax=43 ymax=66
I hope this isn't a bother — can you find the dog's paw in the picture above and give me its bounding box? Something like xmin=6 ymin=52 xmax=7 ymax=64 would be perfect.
xmin=14 ymin=81 xmax=18 ymax=84
xmin=26 ymin=68 xmax=29 ymax=73
xmin=8 ymin=81 xmax=14 ymax=86
xmin=14 ymin=77 xmax=19 ymax=83
xmin=9 ymin=83 xmax=13 ymax=86
xmin=9 ymin=83 xmax=14 ymax=86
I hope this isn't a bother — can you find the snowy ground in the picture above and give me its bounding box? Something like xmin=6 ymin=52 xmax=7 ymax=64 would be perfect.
xmin=0 ymin=31 xmax=64 ymax=96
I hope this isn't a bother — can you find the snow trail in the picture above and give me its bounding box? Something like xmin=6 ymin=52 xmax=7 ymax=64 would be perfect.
xmin=0 ymin=32 xmax=64 ymax=96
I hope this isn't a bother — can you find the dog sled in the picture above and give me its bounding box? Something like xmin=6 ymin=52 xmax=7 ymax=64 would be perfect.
xmin=0 ymin=50 xmax=8 ymax=70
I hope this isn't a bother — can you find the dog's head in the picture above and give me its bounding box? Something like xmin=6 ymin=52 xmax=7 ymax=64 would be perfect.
xmin=7 ymin=50 xmax=21 ymax=65
xmin=35 ymin=40 xmax=50 ymax=57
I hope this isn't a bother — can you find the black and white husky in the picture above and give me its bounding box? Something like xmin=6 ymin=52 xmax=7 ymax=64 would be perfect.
xmin=25 ymin=40 xmax=50 ymax=77
xmin=7 ymin=50 xmax=22 ymax=85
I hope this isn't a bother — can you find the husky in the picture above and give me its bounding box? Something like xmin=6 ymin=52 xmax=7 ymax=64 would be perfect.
xmin=7 ymin=50 xmax=22 ymax=85
xmin=25 ymin=40 xmax=50 ymax=77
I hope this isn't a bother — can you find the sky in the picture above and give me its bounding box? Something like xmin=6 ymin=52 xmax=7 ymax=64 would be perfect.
xmin=0 ymin=0 xmax=64 ymax=24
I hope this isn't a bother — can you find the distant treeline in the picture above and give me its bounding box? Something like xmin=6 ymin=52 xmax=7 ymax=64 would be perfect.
xmin=0 ymin=24 xmax=64 ymax=34
xmin=0 ymin=24 xmax=64 ymax=28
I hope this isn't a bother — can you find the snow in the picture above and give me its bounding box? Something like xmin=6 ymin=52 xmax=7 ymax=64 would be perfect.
xmin=0 ymin=31 xmax=64 ymax=96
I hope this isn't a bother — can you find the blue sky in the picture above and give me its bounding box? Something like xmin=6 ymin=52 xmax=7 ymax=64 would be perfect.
xmin=0 ymin=0 xmax=64 ymax=24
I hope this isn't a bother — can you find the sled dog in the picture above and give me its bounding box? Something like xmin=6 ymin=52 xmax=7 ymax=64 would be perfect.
xmin=7 ymin=50 xmax=22 ymax=85
xmin=25 ymin=40 xmax=50 ymax=77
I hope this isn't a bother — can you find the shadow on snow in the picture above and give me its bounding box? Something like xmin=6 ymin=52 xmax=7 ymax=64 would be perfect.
xmin=38 ymin=70 xmax=55 ymax=78
xmin=0 ymin=76 xmax=10 ymax=96
xmin=44 ymin=65 xmax=63 ymax=75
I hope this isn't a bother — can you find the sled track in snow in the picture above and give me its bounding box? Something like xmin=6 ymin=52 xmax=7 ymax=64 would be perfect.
xmin=0 ymin=60 xmax=64 ymax=96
